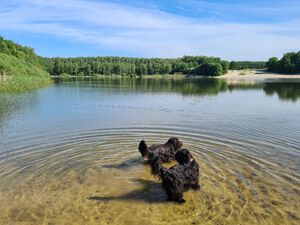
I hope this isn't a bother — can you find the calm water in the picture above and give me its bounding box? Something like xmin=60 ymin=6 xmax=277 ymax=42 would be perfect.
xmin=0 ymin=77 xmax=299 ymax=225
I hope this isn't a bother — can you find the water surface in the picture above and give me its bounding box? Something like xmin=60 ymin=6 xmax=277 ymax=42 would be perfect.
xmin=0 ymin=77 xmax=299 ymax=225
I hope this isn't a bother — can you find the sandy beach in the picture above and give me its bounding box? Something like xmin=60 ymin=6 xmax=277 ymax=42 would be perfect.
xmin=218 ymin=69 xmax=300 ymax=79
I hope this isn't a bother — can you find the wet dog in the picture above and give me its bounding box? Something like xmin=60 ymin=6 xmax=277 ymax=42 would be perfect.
xmin=138 ymin=137 xmax=183 ymax=163
xmin=150 ymin=149 xmax=200 ymax=203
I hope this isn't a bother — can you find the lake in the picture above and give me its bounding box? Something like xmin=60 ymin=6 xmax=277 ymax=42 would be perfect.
xmin=0 ymin=77 xmax=299 ymax=225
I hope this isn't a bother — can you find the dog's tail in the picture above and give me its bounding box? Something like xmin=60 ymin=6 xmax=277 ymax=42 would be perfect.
xmin=149 ymin=155 xmax=167 ymax=178
xmin=138 ymin=140 xmax=149 ymax=160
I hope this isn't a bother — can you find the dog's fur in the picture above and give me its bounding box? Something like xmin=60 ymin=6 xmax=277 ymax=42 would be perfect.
xmin=150 ymin=149 xmax=200 ymax=203
xmin=138 ymin=137 xmax=183 ymax=163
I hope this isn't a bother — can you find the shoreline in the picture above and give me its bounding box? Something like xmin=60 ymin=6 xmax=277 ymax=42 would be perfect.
xmin=217 ymin=69 xmax=300 ymax=79
xmin=51 ymin=74 xmax=186 ymax=79
xmin=51 ymin=70 xmax=300 ymax=80
xmin=0 ymin=76 xmax=53 ymax=93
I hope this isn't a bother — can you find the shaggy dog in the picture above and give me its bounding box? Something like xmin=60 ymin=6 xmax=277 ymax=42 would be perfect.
xmin=150 ymin=149 xmax=200 ymax=203
xmin=138 ymin=137 xmax=183 ymax=162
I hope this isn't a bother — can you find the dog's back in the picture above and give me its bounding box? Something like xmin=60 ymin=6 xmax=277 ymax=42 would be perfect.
xmin=164 ymin=160 xmax=199 ymax=183
xmin=150 ymin=149 xmax=200 ymax=202
xmin=150 ymin=144 xmax=177 ymax=162
xmin=138 ymin=137 xmax=182 ymax=163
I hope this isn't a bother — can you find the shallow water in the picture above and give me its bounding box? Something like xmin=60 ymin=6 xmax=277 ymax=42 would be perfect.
xmin=0 ymin=77 xmax=299 ymax=225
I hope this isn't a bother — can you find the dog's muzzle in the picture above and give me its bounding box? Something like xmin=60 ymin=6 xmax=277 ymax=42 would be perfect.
xmin=143 ymin=156 xmax=149 ymax=161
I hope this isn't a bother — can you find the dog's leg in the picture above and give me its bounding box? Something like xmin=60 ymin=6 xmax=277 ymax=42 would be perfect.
xmin=176 ymin=197 xmax=186 ymax=203
xmin=177 ymin=198 xmax=186 ymax=203
xmin=191 ymin=183 xmax=201 ymax=190
xmin=164 ymin=186 xmax=185 ymax=203
xmin=174 ymin=192 xmax=185 ymax=203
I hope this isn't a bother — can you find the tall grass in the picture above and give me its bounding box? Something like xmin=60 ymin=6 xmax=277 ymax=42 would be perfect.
xmin=0 ymin=53 xmax=52 ymax=93
xmin=0 ymin=76 xmax=52 ymax=93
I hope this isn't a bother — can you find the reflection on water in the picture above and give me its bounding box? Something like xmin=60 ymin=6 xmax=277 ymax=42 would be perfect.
xmin=0 ymin=77 xmax=299 ymax=225
xmin=263 ymin=82 xmax=300 ymax=102
xmin=0 ymin=93 xmax=38 ymax=128
xmin=55 ymin=77 xmax=300 ymax=101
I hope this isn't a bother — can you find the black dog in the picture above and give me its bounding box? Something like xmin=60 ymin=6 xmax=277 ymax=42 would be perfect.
xmin=150 ymin=149 xmax=200 ymax=203
xmin=138 ymin=137 xmax=183 ymax=163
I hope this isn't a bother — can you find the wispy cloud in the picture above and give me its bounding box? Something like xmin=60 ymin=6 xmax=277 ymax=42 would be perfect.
xmin=0 ymin=0 xmax=299 ymax=60
xmin=184 ymin=0 xmax=300 ymax=20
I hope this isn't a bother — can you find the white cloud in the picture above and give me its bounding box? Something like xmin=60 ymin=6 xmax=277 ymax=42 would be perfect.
xmin=0 ymin=0 xmax=299 ymax=60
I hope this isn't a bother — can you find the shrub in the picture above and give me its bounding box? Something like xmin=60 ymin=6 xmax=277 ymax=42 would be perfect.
xmin=190 ymin=62 xmax=223 ymax=76
xmin=267 ymin=51 xmax=300 ymax=74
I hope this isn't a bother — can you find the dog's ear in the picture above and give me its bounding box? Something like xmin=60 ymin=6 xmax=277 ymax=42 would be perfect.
xmin=167 ymin=137 xmax=182 ymax=150
xmin=138 ymin=140 xmax=149 ymax=160
xmin=175 ymin=149 xmax=192 ymax=165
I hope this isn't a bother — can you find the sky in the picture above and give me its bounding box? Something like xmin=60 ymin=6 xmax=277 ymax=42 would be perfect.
xmin=0 ymin=0 xmax=300 ymax=60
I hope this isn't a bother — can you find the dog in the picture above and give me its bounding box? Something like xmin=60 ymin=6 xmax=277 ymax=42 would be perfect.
xmin=150 ymin=149 xmax=200 ymax=203
xmin=138 ymin=137 xmax=183 ymax=163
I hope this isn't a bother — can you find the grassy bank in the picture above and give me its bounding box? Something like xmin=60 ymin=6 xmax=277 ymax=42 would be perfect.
xmin=0 ymin=53 xmax=52 ymax=93
xmin=0 ymin=76 xmax=52 ymax=93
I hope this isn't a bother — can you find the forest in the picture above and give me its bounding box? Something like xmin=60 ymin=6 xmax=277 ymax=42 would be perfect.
xmin=229 ymin=61 xmax=266 ymax=70
xmin=0 ymin=36 xmax=270 ymax=79
xmin=266 ymin=51 xmax=300 ymax=74
xmin=41 ymin=56 xmax=267 ymax=77
xmin=41 ymin=55 xmax=231 ymax=77
xmin=1 ymin=36 xmax=299 ymax=81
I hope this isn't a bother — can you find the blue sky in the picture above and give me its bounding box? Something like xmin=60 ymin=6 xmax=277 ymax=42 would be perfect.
xmin=0 ymin=0 xmax=300 ymax=60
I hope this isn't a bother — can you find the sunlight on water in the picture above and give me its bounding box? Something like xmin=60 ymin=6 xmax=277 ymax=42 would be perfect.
xmin=0 ymin=78 xmax=299 ymax=225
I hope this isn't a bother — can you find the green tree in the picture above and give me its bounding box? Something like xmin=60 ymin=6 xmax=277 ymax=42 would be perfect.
xmin=191 ymin=62 xmax=223 ymax=76
xmin=266 ymin=57 xmax=279 ymax=72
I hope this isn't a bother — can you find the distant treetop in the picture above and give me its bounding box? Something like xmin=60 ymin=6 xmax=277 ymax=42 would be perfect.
xmin=266 ymin=51 xmax=300 ymax=74
xmin=0 ymin=36 xmax=38 ymax=62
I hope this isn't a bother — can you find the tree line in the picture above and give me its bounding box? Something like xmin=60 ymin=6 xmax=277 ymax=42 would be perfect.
xmin=267 ymin=51 xmax=300 ymax=74
xmin=41 ymin=56 xmax=271 ymax=77
xmin=229 ymin=61 xmax=266 ymax=70
xmin=10 ymin=35 xmax=300 ymax=78
xmin=41 ymin=55 xmax=234 ymax=77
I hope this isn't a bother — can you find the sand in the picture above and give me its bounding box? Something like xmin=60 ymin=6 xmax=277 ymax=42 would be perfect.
xmin=217 ymin=70 xmax=300 ymax=80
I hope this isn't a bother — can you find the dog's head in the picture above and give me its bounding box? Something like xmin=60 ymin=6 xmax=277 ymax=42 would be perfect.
xmin=175 ymin=149 xmax=194 ymax=165
xmin=167 ymin=137 xmax=183 ymax=150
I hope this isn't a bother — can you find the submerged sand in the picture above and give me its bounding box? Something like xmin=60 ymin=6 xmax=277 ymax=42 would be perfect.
xmin=0 ymin=145 xmax=299 ymax=225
